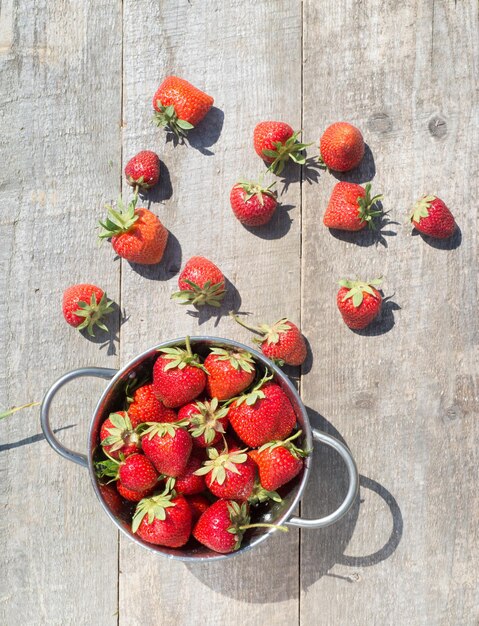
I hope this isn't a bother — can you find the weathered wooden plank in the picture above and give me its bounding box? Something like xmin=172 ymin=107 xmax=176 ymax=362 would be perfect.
xmin=0 ymin=1 xmax=122 ymax=623
xmin=119 ymin=1 xmax=302 ymax=624
xmin=301 ymin=1 xmax=479 ymax=625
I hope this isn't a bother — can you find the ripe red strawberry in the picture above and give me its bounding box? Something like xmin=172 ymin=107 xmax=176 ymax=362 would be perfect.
xmin=128 ymin=384 xmax=177 ymax=428
xmin=94 ymin=452 xmax=159 ymax=493
xmin=99 ymin=195 xmax=168 ymax=265
xmin=125 ymin=150 xmax=160 ymax=190
xmin=204 ymin=347 xmax=256 ymax=401
xmin=195 ymin=447 xmax=256 ymax=501
xmin=117 ymin=481 xmax=155 ymax=503
xmin=152 ymin=338 xmax=207 ymax=408
xmin=323 ymin=182 xmax=382 ymax=231
xmin=62 ymin=284 xmax=113 ymax=336
xmin=231 ymin=313 xmax=307 ymax=366
xmin=228 ymin=379 xmax=290 ymax=447
xmin=153 ymin=76 xmax=214 ymax=137
xmin=141 ymin=420 xmax=192 ymax=477
xmin=410 ymin=195 xmax=456 ymax=239
xmin=319 ymin=122 xmax=365 ymax=172
xmin=98 ymin=483 xmax=124 ymax=515
xmin=186 ymin=494 xmax=210 ymax=524
xmin=100 ymin=412 xmax=140 ymax=460
xmin=255 ymin=431 xmax=307 ymax=491
xmin=337 ymin=278 xmax=383 ymax=330
xmin=253 ymin=121 xmax=309 ymax=175
xmin=171 ymin=256 xmax=226 ymax=307
xmin=193 ymin=499 xmax=250 ymax=553
xmin=167 ymin=453 xmax=206 ymax=496
xmin=230 ymin=180 xmax=277 ymax=226
xmin=132 ymin=491 xmax=192 ymax=547
xmin=178 ymin=398 xmax=229 ymax=448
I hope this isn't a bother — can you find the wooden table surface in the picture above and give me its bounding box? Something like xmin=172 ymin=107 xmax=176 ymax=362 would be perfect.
xmin=1 ymin=1 xmax=478 ymax=624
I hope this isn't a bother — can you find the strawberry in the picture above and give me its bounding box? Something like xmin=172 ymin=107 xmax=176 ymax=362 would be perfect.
xmin=319 ymin=122 xmax=365 ymax=172
xmin=140 ymin=420 xmax=192 ymax=477
xmin=323 ymin=182 xmax=382 ymax=231
xmin=171 ymin=256 xmax=226 ymax=307
xmin=100 ymin=412 xmax=140 ymax=460
xmin=152 ymin=337 xmax=207 ymax=408
xmin=128 ymin=384 xmax=177 ymax=428
xmin=62 ymin=284 xmax=113 ymax=336
xmin=153 ymin=76 xmax=214 ymax=138
xmin=231 ymin=313 xmax=307 ymax=366
xmin=186 ymin=494 xmax=210 ymax=524
xmin=193 ymin=499 xmax=286 ymax=554
xmin=99 ymin=195 xmax=168 ymax=265
xmin=253 ymin=121 xmax=309 ymax=175
xmin=132 ymin=491 xmax=192 ymax=547
xmin=125 ymin=150 xmax=160 ymax=190
xmin=255 ymin=431 xmax=308 ymax=491
xmin=204 ymin=347 xmax=256 ymax=400
xmin=410 ymin=195 xmax=456 ymax=239
xmin=337 ymin=278 xmax=383 ymax=330
xmin=94 ymin=452 xmax=159 ymax=493
xmin=230 ymin=180 xmax=277 ymax=226
xmin=117 ymin=481 xmax=155 ymax=503
xmin=228 ymin=378 xmax=291 ymax=447
xmin=195 ymin=447 xmax=256 ymax=501
xmin=167 ymin=453 xmax=206 ymax=496
xmin=98 ymin=483 xmax=124 ymax=515
xmin=178 ymin=398 xmax=229 ymax=448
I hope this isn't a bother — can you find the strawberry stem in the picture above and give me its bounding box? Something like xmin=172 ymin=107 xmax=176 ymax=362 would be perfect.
xmin=229 ymin=311 xmax=262 ymax=336
xmin=185 ymin=335 xmax=193 ymax=358
xmin=239 ymin=523 xmax=288 ymax=532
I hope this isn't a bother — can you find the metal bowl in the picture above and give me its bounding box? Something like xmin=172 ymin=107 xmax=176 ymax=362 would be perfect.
xmin=41 ymin=336 xmax=358 ymax=561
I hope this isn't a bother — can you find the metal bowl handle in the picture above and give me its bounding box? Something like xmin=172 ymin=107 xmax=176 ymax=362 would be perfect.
xmin=40 ymin=367 xmax=118 ymax=468
xmin=286 ymin=428 xmax=359 ymax=529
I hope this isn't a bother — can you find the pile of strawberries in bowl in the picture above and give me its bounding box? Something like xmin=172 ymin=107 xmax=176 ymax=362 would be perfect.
xmin=93 ymin=337 xmax=308 ymax=556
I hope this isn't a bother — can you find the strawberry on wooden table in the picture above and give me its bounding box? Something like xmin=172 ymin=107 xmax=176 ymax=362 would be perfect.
xmin=230 ymin=313 xmax=307 ymax=366
xmin=178 ymin=397 xmax=229 ymax=448
xmin=204 ymin=347 xmax=256 ymax=400
xmin=230 ymin=179 xmax=277 ymax=226
xmin=140 ymin=420 xmax=192 ymax=477
xmin=99 ymin=194 xmax=168 ymax=265
xmin=337 ymin=278 xmax=383 ymax=330
xmin=254 ymin=121 xmax=310 ymax=175
xmin=124 ymin=150 xmax=160 ymax=191
xmin=319 ymin=122 xmax=365 ymax=172
xmin=133 ymin=491 xmax=192 ymax=547
xmin=152 ymin=76 xmax=214 ymax=138
xmin=152 ymin=337 xmax=207 ymax=408
xmin=128 ymin=383 xmax=177 ymax=428
xmin=193 ymin=499 xmax=287 ymax=554
xmin=100 ymin=411 xmax=140 ymax=460
xmin=323 ymin=182 xmax=382 ymax=231
xmin=171 ymin=256 xmax=226 ymax=307
xmin=410 ymin=195 xmax=456 ymax=239
xmin=62 ymin=283 xmax=114 ymax=336
xmin=195 ymin=446 xmax=256 ymax=501
xmin=255 ymin=431 xmax=308 ymax=491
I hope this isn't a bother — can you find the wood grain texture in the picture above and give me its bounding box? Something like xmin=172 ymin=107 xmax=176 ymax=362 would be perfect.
xmin=119 ymin=1 xmax=302 ymax=624
xmin=0 ymin=1 xmax=122 ymax=623
xmin=300 ymin=1 xmax=479 ymax=625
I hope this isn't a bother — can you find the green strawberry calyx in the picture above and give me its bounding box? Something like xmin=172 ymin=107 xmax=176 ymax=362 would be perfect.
xmin=262 ymin=131 xmax=312 ymax=175
xmin=410 ymin=195 xmax=436 ymax=223
xmin=234 ymin=179 xmax=276 ymax=205
xmin=131 ymin=489 xmax=177 ymax=533
xmin=138 ymin=419 xmax=189 ymax=440
xmin=258 ymin=429 xmax=309 ymax=459
xmin=339 ymin=278 xmax=382 ymax=308
xmin=153 ymin=103 xmax=195 ymax=139
xmin=189 ymin=398 xmax=229 ymax=444
xmin=357 ymin=183 xmax=383 ymax=229
xmin=208 ymin=347 xmax=255 ymax=373
xmin=98 ymin=192 xmax=139 ymax=240
xmin=248 ymin=480 xmax=282 ymax=505
xmin=158 ymin=336 xmax=209 ymax=373
xmin=231 ymin=370 xmax=274 ymax=407
xmin=171 ymin=278 xmax=226 ymax=308
xmin=224 ymin=501 xmax=288 ymax=551
xmin=230 ymin=312 xmax=293 ymax=347
xmin=73 ymin=291 xmax=114 ymax=337
xmin=101 ymin=412 xmax=139 ymax=452
xmin=194 ymin=447 xmax=248 ymax=484
xmin=94 ymin=455 xmax=120 ymax=483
